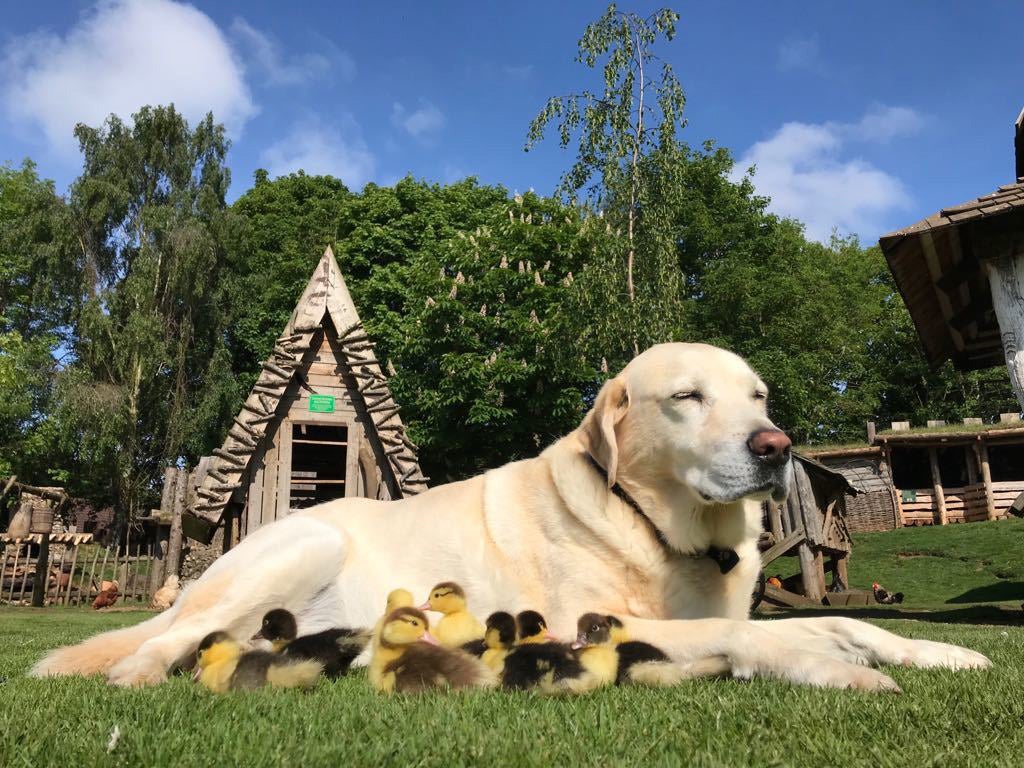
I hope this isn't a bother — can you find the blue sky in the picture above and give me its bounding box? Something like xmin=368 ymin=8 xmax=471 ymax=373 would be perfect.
xmin=1 ymin=0 xmax=1022 ymax=243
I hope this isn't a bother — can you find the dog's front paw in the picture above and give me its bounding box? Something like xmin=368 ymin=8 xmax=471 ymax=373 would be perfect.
xmin=107 ymin=654 xmax=168 ymax=687
xmin=899 ymin=639 xmax=991 ymax=670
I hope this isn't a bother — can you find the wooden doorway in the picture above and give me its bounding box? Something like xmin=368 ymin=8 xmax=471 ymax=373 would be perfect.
xmin=285 ymin=421 xmax=362 ymax=509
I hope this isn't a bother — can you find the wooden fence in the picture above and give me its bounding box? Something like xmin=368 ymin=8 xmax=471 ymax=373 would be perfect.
xmin=0 ymin=534 xmax=162 ymax=607
xmin=899 ymin=480 xmax=1024 ymax=525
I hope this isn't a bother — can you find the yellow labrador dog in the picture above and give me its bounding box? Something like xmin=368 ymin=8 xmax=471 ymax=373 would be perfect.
xmin=33 ymin=343 xmax=989 ymax=689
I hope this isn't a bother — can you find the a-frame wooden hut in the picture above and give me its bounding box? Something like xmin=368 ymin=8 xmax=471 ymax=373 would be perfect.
xmin=183 ymin=247 xmax=427 ymax=545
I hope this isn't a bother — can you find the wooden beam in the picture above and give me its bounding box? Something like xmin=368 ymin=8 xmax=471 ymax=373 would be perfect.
xmin=797 ymin=542 xmax=826 ymax=602
xmin=165 ymin=469 xmax=186 ymax=578
xmin=975 ymin=441 xmax=997 ymax=521
xmin=984 ymin=254 xmax=1024 ymax=411
xmin=760 ymin=529 xmax=804 ymax=569
xmin=928 ymin=446 xmax=948 ymax=525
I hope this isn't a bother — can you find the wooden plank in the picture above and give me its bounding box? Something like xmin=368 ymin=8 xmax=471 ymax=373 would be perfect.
xmin=797 ymin=541 xmax=826 ymax=602
xmin=927 ymin=447 xmax=948 ymax=525
xmin=767 ymin=502 xmax=783 ymax=542
xmin=345 ymin=424 xmax=360 ymax=496
xmin=261 ymin=419 xmax=280 ymax=528
xmin=976 ymin=442 xmax=997 ymax=521
xmin=762 ymin=583 xmax=817 ymax=607
xmin=794 ymin=463 xmax=822 ymax=545
xmin=276 ymin=418 xmax=293 ymax=520
xmin=166 ymin=469 xmax=186 ymax=578
xmin=31 ymin=533 xmax=49 ymax=607
xmin=984 ymin=254 xmax=1024 ymax=410
xmin=760 ymin=529 xmax=805 ymax=568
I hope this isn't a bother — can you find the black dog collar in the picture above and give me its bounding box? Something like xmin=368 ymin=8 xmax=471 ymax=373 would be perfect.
xmin=584 ymin=453 xmax=740 ymax=575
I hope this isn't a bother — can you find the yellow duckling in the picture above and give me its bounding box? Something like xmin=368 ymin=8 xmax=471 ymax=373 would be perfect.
xmin=478 ymin=612 xmax=517 ymax=674
xmin=195 ymin=631 xmax=322 ymax=693
xmin=372 ymin=588 xmax=414 ymax=640
xmin=370 ymin=607 xmax=495 ymax=694
xmin=419 ymin=582 xmax=485 ymax=648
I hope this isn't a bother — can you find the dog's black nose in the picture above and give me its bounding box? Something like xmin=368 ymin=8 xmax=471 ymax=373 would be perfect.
xmin=747 ymin=429 xmax=792 ymax=468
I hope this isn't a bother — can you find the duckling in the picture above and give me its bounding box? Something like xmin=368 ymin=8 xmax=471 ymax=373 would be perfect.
xmin=195 ymin=631 xmax=322 ymax=693
xmin=419 ymin=582 xmax=485 ymax=648
xmin=575 ymin=613 xmax=731 ymax=686
xmin=370 ymin=607 xmax=495 ymax=694
xmin=254 ymin=609 xmax=371 ymax=679
xmin=514 ymin=610 xmax=558 ymax=645
xmin=498 ymin=610 xmax=584 ymax=692
xmin=371 ymin=588 xmax=415 ymax=647
xmin=463 ymin=612 xmax=517 ymax=673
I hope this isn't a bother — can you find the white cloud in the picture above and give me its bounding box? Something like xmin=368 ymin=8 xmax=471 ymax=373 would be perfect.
xmin=777 ymin=36 xmax=820 ymax=72
xmin=734 ymin=106 xmax=926 ymax=241
xmin=230 ymin=18 xmax=353 ymax=86
xmin=391 ymin=102 xmax=445 ymax=140
xmin=1 ymin=0 xmax=256 ymax=155
xmin=260 ymin=117 xmax=375 ymax=189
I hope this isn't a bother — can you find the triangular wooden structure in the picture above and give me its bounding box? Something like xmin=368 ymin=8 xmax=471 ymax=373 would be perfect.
xmin=185 ymin=247 xmax=427 ymax=541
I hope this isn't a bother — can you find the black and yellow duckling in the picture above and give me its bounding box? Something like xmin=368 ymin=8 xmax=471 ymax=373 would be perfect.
xmin=254 ymin=609 xmax=370 ymax=679
xmin=369 ymin=607 xmax=496 ymax=694
xmin=494 ymin=610 xmax=585 ymax=692
xmin=514 ymin=610 xmax=558 ymax=645
xmin=419 ymin=582 xmax=485 ymax=648
xmin=574 ymin=613 xmax=731 ymax=686
xmin=461 ymin=611 xmax=517 ymax=674
xmin=371 ymin=588 xmax=415 ymax=648
xmin=195 ymin=631 xmax=323 ymax=693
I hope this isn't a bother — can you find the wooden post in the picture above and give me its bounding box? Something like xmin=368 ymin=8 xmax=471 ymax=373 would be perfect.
xmin=797 ymin=542 xmax=826 ymax=602
xmin=767 ymin=501 xmax=784 ymax=542
xmin=866 ymin=421 xmax=876 ymax=444
xmin=985 ymin=254 xmax=1024 ymax=412
xmin=928 ymin=447 xmax=948 ymax=525
xmin=976 ymin=441 xmax=997 ymax=521
xmin=165 ymin=469 xmax=187 ymax=579
xmin=31 ymin=534 xmax=49 ymax=607
xmin=965 ymin=445 xmax=979 ymax=485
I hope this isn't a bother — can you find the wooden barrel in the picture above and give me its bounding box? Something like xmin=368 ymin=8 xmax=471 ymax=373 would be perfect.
xmin=29 ymin=499 xmax=54 ymax=534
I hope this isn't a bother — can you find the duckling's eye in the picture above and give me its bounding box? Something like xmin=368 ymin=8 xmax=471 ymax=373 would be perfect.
xmin=592 ymin=625 xmax=600 ymax=632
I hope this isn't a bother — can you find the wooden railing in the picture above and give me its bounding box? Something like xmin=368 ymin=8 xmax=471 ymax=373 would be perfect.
xmin=898 ymin=481 xmax=1024 ymax=525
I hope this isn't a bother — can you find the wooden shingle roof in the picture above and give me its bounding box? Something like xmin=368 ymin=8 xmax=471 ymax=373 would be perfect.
xmin=878 ymin=177 xmax=1024 ymax=371
xmin=188 ymin=247 xmax=426 ymax=527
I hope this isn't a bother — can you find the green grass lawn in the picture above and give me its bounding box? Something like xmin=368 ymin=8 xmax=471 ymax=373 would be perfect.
xmin=3 ymin=521 xmax=1024 ymax=767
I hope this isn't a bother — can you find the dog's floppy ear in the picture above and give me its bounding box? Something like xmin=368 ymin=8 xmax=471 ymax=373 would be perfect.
xmin=582 ymin=376 xmax=629 ymax=487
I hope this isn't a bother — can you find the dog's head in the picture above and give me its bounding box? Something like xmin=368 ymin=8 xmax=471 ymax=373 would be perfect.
xmin=581 ymin=342 xmax=791 ymax=505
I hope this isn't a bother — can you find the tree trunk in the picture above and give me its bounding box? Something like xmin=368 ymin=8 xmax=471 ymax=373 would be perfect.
xmin=985 ymin=254 xmax=1024 ymax=412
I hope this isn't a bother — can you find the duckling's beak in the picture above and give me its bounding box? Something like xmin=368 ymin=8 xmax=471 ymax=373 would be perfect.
xmin=419 ymin=631 xmax=440 ymax=646
xmin=191 ymin=665 xmax=202 ymax=682
xmin=571 ymin=634 xmax=588 ymax=650
xmin=417 ymin=601 xmax=431 ymax=611
xmin=251 ymin=629 xmax=266 ymax=641
xmin=545 ymin=631 xmax=558 ymax=643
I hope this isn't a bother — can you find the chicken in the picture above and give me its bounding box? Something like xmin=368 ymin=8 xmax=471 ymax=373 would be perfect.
xmin=151 ymin=575 xmax=181 ymax=611
xmin=92 ymin=581 xmax=120 ymax=610
xmin=872 ymin=582 xmax=904 ymax=605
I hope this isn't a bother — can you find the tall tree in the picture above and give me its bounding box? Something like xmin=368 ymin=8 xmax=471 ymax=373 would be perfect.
xmin=57 ymin=105 xmax=233 ymax=516
xmin=0 ymin=161 xmax=75 ymax=480
xmin=527 ymin=3 xmax=686 ymax=362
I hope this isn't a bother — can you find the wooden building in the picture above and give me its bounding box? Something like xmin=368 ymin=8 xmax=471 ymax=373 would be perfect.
xmin=879 ymin=108 xmax=1024 ymax=411
xmin=760 ymin=455 xmax=856 ymax=604
xmin=807 ymin=423 xmax=1024 ymax=530
xmin=183 ymin=247 xmax=428 ymax=545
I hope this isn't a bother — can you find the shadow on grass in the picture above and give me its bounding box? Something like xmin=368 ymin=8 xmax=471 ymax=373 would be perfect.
xmin=947 ymin=581 xmax=1024 ymax=604
xmin=761 ymin=603 xmax=1024 ymax=626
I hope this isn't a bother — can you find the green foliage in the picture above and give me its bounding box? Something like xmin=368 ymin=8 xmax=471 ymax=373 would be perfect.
xmin=55 ymin=105 xmax=235 ymax=515
xmin=527 ymin=4 xmax=687 ymax=365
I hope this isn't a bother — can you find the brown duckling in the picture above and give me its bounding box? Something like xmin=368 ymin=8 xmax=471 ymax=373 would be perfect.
xmin=254 ymin=609 xmax=371 ymax=679
xmin=195 ymin=631 xmax=322 ymax=693
xmin=370 ymin=607 xmax=496 ymax=694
